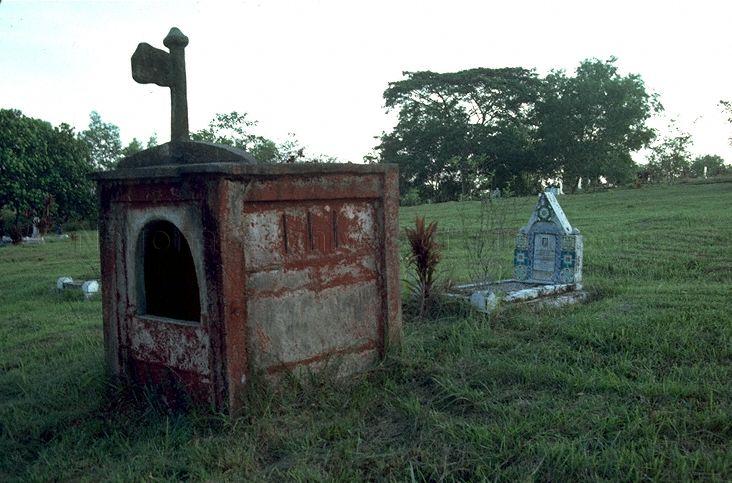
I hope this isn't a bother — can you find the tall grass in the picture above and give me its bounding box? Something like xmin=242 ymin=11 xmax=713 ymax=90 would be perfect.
xmin=1 ymin=182 xmax=730 ymax=480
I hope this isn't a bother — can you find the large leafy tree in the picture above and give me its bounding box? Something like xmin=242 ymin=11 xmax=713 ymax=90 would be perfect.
xmin=0 ymin=109 xmax=95 ymax=227
xmin=120 ymin=134 xmax=158 ymax=158
xmin=378 ymin=68 xmax=544 ymax=200
xmin=121 ymin=137 xmax=144 ymax=158
xmin=536 ymin=58 xmax=660 ymax=192
xmin=690 ymin=154 xmax=727 ymax=178
xmin=647 ymin=127 xmax=692 ymax=182
xmin=79 ymin=111 xmax=122 ymax=170
xmin=191 ymin=112 xmax=290 ymax=163
xmin=191 ymin=111 xmax=320 ymax=163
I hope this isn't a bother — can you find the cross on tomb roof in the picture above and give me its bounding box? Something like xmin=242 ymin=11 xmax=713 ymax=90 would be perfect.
xmin=131 ymin=27 xmax=190 ymax=143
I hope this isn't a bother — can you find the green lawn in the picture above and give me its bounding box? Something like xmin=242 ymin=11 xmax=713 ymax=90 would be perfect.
xmin=1 ymin=182 xmax=730 ymax=481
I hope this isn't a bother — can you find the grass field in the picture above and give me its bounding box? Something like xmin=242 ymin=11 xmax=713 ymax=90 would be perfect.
xmin=1 ymin=182 xmax=730 ymax=481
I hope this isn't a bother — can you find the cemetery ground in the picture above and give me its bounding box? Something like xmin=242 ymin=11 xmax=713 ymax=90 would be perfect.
xmin=1 ymin=181 xmax=730 ymax=481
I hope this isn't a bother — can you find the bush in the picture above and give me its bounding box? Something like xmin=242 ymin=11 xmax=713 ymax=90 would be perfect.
xmin=459 ymin=196 xmax=516 ymax=283
xmin=404 ymin=217 xmax=442 ymax=317
xmin=401 ymin=188 xmax=423 ymax=207
xmin=9 ymin=224 xmax=23 ymax=244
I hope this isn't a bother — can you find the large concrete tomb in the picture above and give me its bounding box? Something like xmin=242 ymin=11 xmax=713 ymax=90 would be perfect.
xmin=94 ymin=142 xmax=401 ymax=411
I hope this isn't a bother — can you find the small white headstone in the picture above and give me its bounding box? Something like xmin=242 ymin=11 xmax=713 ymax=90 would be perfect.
xmin=469 ymin=291 xmax=498 ymax=313
xmin=81 ymin=280 xmax=100 ymax=295
xmin=56 ymin=276 xmax=73 ymax=290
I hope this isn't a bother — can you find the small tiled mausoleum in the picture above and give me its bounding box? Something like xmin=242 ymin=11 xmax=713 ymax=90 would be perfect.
xmin=513 ymin=192 xmax=583 ymax=285
xmin=94 ymin=28 xmax=401 ymax=411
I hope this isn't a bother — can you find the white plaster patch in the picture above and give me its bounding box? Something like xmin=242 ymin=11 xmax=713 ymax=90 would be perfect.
xmin=247 ymin=267 xmax=313 ymax=293
xmin=247 ymin=282 xmax=380 ymax=368
xmin=340 ymin=203 xmax=376 ymax=246
xmin=319 ymin=256 xmax=376 ymax=285
xmin=242 ymin=211 xmax=284 ymax=269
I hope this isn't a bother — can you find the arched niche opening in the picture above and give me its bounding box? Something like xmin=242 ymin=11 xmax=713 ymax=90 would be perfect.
xmin=138 ymin=220 xmax=201 ymax=322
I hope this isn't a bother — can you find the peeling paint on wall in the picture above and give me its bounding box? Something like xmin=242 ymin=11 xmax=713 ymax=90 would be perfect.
xmin=96 ymin=162 xmax=401 ymax=411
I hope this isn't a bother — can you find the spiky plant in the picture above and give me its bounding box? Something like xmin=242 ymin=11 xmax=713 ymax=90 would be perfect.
xmin=404 ymin=216 xmax=441 ymax=317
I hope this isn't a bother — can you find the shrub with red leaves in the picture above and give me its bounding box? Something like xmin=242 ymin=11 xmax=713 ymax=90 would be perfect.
xmin=405 ymin=216 xmax=441 ymax=317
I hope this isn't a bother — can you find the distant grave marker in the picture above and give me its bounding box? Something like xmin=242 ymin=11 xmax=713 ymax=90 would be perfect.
xmin=450 ymin=190 xmax=586 ymax=313
xmin=21 ymin=217 xmax=45 ymax=245
xmin=514 ymin=192 xmax=583 ymax=284
xmin=31 ymin=217 xmax=40 ymax=238
xmin=56 ymin=277 xmax=100 ymax=300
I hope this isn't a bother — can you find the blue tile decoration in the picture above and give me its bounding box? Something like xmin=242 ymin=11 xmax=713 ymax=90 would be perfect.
xmin=513 ymin=191 xmax=583 ymax=284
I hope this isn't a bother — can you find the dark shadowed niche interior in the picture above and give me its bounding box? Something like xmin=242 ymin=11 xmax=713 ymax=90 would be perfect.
xmin=138 ymin=220 xmax=201 ymax=322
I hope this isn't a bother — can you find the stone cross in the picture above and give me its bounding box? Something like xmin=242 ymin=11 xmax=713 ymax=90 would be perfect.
xmin=131 ymin=27 xmax=189 ymax=142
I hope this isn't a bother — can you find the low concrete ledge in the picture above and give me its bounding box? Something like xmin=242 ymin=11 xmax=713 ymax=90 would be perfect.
xmin=449 ymin=279 xmax=587 ymax=314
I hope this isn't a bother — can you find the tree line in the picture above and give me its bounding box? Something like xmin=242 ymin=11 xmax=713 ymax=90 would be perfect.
xmin=2 ymin=56 xmax=730 ymax=237
xmin=376 ymin=57 xmax=730 ymax=203
xmin=0 ymin=108 xmax=336 ymax=239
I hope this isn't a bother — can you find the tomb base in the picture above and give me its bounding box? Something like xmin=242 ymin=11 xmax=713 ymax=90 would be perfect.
xmin=449 ymin=279 xmax=588 ymax=314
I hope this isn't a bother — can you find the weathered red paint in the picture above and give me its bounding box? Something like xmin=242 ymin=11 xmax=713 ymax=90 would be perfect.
xmin=264 ymin=341 xmax=378 ymax=375
xmin=95 ymin=158 xmax=401 ymax=412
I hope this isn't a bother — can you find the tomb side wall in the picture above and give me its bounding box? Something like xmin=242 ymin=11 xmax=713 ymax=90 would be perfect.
xmin=221 ymin=170 xmax=401 ymax=392
xmin=97 ymin=164 xmax=401 ymax=412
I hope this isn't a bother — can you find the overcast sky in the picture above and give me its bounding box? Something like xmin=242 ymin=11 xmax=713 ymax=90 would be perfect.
xmin=2 ymin=0 xmax=731 ymax=163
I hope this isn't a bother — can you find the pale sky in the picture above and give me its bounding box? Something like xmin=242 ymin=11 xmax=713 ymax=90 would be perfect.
xmin=1 ymin=0 xmax=731 ymax=164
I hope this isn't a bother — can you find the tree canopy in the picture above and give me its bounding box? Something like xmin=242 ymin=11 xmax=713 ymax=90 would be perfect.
xmin=191 ymin=111 xmax=298 ymax=163
xmin=537 ymin=58 xmax=660 ymax=192
xmin=647 ymin=128 xmax=692 ymax=182
xmin=378 ymin=58 xmax=662 ymax=200
xmin=79 ymin=111 xmax=122 ymax=170
xmin=690 ymin=154 xmax=727 ymax=178
xmin=379 ymin=68 xmax=543 ymax=200
xmin=0 ymin=109 xmax=95 ymax=226
xmin=192 ymin=111 xmax=337 ymax=164
xmin=77 ymin=112 xmax=156 ymax=168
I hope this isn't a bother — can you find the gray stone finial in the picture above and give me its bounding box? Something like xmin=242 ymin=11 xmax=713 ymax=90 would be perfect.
xmin=131 ymin=27 xmax=189 ymax=143
xmin=163 ymin=27 xmax=189 ymax=49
